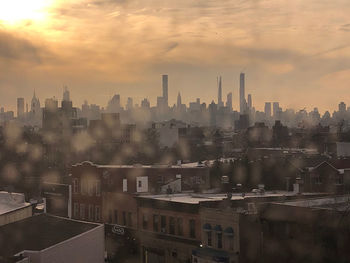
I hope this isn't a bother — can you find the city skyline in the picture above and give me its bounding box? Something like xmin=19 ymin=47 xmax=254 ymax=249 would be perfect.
xmin=2 ymin=73 xmax=350 ymax=116
xmin=0 ymin=0 xmax=349 ymax=112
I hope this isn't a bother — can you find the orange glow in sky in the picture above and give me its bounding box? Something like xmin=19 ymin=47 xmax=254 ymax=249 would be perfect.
xmin=0 ymin=0 xmax=53 ymax=25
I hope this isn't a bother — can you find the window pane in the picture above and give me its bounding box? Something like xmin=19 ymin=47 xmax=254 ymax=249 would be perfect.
xmin=189 ymin=219 xmax=196 ymax=238
xmin=169 ymin=217 xmax=175 ymax=235
xmin=177 ymin=218 xmax=183 ymax=236
xmin=161 ymin=216 xmax=166 ymax=233
xmin=143 ymin=214 xmax=148 ymax=229
xmin=153 ymin=215 xmax=159 ymax=232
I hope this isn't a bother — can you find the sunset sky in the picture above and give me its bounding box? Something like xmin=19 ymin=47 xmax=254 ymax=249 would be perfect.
xmin=0 ymin=0 xmax=350 ymax=113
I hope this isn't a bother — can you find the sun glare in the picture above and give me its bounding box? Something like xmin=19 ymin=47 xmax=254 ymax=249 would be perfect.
xmin=0 ymin=0 xmax=53 ymax=25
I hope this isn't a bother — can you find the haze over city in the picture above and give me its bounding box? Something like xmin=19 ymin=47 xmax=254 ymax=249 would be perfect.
xmin=0 ymin=0 xmax=350 ymax=112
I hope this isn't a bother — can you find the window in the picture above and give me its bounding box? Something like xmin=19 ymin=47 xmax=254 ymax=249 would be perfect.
xmin=80 ymin=204 xmax=85 ymax=219
xmin=143 ymin=214 xmax=148 ymax=229
xmin=72 ymin=178 xmax=79 ymax=194
xmin=153 ymin=215 xmax=159 ymax=232
xmin=122 ymin=211 xmax=127 ymax=226
xmin=177 ymin=218 xmax=183 ymax=236
xmin=336 ymin=175 xmax=344 ymax=185
xmin=114 ymin=210 xmax=118 ymax=224
xmin=315 ymin=176 xmax=322 ymax=184
xmin=161 ymin=215 xmax=167 ymax=233
xmin=128 ymin=212 xmax=132 ymax=227
xmin=207 ymin=231 xmax=212 ymax=246
xmin=169 ymin=217 xmax=175 ymax=235
xmin=217 ymin=233 xmax=223 ymax=249
xmin=228 ymin=236 xmax=234 ymax=250
xmin=88 ymin=204 xmax=94 ymax=221
xmin=95 ymin=206 xmax=101 ymax=222
xmin=96 ymin=180 xmax=101 ymax=196
xmin=136 ymin=177 xmax=149 ymax=192
xmin=189 ymin=219 xmax=196 ymax=238
xmin=108 ymin=209 xmax=113 ymax=223
xmin=73 ymin=203 xmax=79 ymax=218
xmin=123 ymin=179 xmax=127 ymax=192
xmin=224 ymin=227 xmax=234 ymax=250
xmin=88 ymin=180 xmax=94 ymax=196
xmin=81 ymin=180 xmax=87 ymax=195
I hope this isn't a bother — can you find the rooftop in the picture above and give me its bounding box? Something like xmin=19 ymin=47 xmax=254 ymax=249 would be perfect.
xmin=276 ymin=195 xmax=350 ymax=211
xmin=0 ymin=214 xmax=102 ymax=258
xmin=73 ymin=161 xmax=207 ymax=169
xmin=0 ymin=192 xmax=31 ymax=216
xmin=137 ymin=191 xmax=318 ymax=204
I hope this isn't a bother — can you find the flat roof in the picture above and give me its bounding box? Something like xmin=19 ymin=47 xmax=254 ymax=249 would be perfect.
xmin=275 ymin=195 xmax=350 ymax=211
xmin=72 ymin=161 xmax=207 ymax=169
xmin=0 ymin=192 xmax=31 ymax=216
xmin=137 ymin=191 xmax=315 ymax=204
xmin=0 ymin=214 xmax=102 ymax=258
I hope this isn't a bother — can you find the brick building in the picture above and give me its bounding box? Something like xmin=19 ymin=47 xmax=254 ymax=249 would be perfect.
xmin=193 ymin=201 xmax=240 ymax=263
xmin=258 ymin=196 xmax=350 ymax=263
xmin=136 ymin=195 xmax=203 ymax=263
xmin=70 ymin=161 xmax=210 ymax=226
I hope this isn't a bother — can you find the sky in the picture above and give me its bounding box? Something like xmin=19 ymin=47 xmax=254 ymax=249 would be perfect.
xmin=0 ymin=0 xmax=350 ymax=113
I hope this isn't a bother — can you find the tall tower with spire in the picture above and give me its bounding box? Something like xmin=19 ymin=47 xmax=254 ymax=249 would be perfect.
xmin=63 ymin=86 xmax=70 ymax=102
xmin=30 ymin=90 xmax=42 ymax=127
xmin=162 ymin=75 xmax=168 ymax=107
xmin=31 ymin=90 xmax=40 ymax=114
xmin=240 ymin=72 xmax=246 ymax=113
xmin=177 ymin=92 xmax=182 ymax=108
xmin=217 ymin=76 xmax=223 ymax=107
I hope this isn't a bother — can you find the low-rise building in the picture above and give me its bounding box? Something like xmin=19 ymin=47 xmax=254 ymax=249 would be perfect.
xmin=136 ymin=194 xmax=202 ymax=263
xmin=136 ymin=191 xmax=319 ymax=263
xmin=70 ymin=161 xmax=210 ymax=225
xmin=0 ymin=191 xmax=32 ymax=226
xmin=0 ymin=214 xmax=104 ymax=263
xmin=258 ymin=195 xmax=350 ymax=263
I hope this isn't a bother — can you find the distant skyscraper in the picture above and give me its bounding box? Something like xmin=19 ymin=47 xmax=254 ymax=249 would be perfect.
xmin=177 ymin=92 xmax=182 ymax=108
xmin=339 ymin=102 xmax=346 ymax=113
xmin=209 ymin=100 xmax=217 ymax=126
xmin=17 ymin=98 xmax=24 ymax=118
xmin=157 ymin=96 xmax=164 ymax=109
xmin=247 ymin=94 xmax=252 ymax=109
xmin=63 ymin=86 xmax=70 ymax=102
xmin=45 ymin=97 xmax=58 ymax=111
xmin=273 ymin=102 xmax=280 ymax=117
xmin=126 ymin=97 xmax=133 ymax=111
xmin=141 ymin=98 xmax=150 ymax=108
xmin=107 ymin=94 xmax=121 ymax=112
xmin=162 ymin=75 xmax=168 ymax=107
xmin=265 ymin=102 xmax=271 ymax=117
xmin=217 ymin=76 xmax=223 ymax=107
xmin=226 ymin=92 xmax=232 ymax=111
xmin=239 ymin=73 xmax=246 ymax=113
xmin=31 ymin=91 xmax=41 ymax=115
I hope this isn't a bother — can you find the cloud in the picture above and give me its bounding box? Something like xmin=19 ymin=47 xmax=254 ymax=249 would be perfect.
xmin=0 ymin=30 xmax=42 ymax=63
xmin=0 ymin=0 xmax=349 ymax=112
